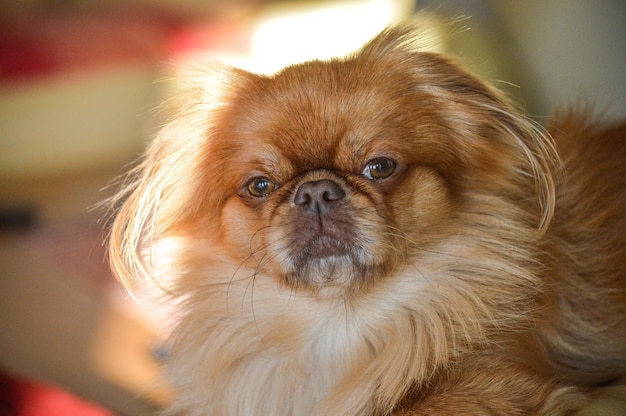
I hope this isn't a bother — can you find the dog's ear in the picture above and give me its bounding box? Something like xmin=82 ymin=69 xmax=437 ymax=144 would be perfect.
xmin=107 ymin=59 xmax=245 ymax=293
xmin=358 ymin=26 xmax=559 ymax=232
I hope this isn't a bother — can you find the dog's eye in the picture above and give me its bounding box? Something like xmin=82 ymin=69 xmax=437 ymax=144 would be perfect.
xmin=362 ymin=157 xmax=396 ymax=180
xmin=246 ymin=177 xmax=277 ymax=197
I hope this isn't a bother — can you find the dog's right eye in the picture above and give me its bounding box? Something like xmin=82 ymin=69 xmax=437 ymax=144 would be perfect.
xmin=362 ymin=157 xmax=397 ymax=180
xmin=246 ymin=177 xmax=278 ymax=198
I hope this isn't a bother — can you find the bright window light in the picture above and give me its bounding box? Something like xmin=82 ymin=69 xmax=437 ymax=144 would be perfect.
xmin=246 ymin=0 xmax=414 ymax=73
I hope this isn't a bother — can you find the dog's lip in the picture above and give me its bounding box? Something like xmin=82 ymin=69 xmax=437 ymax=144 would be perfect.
xmin=289 ymin=207 xmax=356 ymax=260
xmin=302 ymin=234 xmax=352 ymax=259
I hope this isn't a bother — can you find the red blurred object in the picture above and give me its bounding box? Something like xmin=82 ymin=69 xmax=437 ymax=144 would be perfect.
xmin=0 ymin=9 xmax=180 ymax=82
xmin=0 ymin=371 xmax=115 ymax=416
xmin=0 ymin=7 xmax=251 ymax=83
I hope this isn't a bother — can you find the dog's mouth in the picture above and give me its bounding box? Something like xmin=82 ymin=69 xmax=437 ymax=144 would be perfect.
xmin=290 ymin=211 xmax=356 ymax=257
xmin=286 ymin=218 xmax=366 ymax=286
xmin=300 ymin=235 xmax=352 ymax=259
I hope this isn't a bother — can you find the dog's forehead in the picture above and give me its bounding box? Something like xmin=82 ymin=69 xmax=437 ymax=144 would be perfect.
xmin=240 ymin=61 xmax=406 ymax=167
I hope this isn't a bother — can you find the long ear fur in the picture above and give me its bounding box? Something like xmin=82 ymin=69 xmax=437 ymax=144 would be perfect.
xmin=107 ymin=60 xmax=241 ymax=293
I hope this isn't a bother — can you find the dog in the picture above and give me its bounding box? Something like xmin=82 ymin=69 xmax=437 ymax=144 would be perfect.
xmin=107 ymin=26 xmax=626 ymax=415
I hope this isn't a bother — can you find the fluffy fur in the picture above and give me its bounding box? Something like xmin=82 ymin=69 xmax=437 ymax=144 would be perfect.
xmin=108 ymin=27 xmax=626 ymax=415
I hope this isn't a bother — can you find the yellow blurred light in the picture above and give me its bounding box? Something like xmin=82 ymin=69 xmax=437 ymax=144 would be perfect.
xmin=246 ymin=0 xmax=413 ymax=73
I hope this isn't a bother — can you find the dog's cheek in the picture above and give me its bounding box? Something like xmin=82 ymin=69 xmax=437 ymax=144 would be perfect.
xmin=390 ymin=166 xmax=455 ymax=245
xmin=219 ymin=196 xmax=268 ymax=263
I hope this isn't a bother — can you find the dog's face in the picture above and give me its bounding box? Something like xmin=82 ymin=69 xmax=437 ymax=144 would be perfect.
xmin=213 ymin=57 xmax=461 ymax=296
xmin=110 ymin=28 xmax=555 ymax=303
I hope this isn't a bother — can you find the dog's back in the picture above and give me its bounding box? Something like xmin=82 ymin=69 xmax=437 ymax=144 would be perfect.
xmin=538 ymin=110 xmax=626 ymax=385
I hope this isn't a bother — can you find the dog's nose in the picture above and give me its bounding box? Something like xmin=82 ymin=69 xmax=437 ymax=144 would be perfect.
xmin=294 ymin=179 xmax=345 ymax=214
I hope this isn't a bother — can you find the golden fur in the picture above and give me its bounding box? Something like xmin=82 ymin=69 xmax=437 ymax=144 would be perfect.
xmin=108 ymin=27 xmax=626 ymax=415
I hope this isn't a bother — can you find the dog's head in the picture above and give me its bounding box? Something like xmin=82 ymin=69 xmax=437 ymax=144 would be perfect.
xmin=109 ymin=27 xmax=557 ymax=302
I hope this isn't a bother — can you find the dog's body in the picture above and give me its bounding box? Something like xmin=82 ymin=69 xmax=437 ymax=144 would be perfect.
xmin=108 ymin=27 xmax=626 ymax=415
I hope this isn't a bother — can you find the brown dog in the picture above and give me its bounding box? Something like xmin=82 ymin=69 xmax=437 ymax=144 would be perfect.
xmin=108 ymin=27 xmax=626 ymax=415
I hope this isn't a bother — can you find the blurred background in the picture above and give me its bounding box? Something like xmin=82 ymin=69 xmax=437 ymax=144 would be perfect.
xmin=0 ymin=0 xmax=624 ymax=414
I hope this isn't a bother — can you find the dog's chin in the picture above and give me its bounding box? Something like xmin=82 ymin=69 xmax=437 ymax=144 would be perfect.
xmin=278 ymin=235 xmax=387 ymax=296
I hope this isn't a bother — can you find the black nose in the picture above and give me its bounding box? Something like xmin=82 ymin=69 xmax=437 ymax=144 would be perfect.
xmin=294 ymin=179 xmax=346 ymax=214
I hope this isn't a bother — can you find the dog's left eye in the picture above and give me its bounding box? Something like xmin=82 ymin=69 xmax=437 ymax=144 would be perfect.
xmin=362 ymin=157 xmax=397 ymax=180
xmin=246 ymin=177 xmax=278 ymax=197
